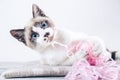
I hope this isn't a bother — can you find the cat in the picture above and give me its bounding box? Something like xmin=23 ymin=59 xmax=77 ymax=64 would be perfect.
xmin=10 ymin=4 xmax=119 ymax=66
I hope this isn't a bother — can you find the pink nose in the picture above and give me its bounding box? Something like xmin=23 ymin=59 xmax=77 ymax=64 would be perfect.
xmin=44 ymin=32 xmax=50 ymax=37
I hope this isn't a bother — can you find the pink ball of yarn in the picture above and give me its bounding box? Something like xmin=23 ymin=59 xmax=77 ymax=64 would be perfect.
xmin=65 ymin=59 xmax=120 ymax=80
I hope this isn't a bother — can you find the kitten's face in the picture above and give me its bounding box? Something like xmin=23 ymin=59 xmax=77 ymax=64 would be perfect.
xmin=10 ymin=4 xmax=55 ymax=50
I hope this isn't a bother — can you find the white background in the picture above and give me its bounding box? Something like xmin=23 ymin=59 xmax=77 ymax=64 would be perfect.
xmin=0 ymin=0 xmax=120 ymax=62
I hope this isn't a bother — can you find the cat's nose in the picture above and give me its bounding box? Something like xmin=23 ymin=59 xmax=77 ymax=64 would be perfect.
xmin=44 ymin=32 xmax=50 ymax=37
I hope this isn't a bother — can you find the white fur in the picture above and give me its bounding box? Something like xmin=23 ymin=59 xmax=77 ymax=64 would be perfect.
xmin=32 ymin=26 xmax=54 ymax=47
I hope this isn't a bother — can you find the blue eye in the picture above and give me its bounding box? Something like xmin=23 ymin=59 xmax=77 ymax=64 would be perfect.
xmin=31 ymin=32 xmax=39 ymax=39
xmin=41 ymin=21 xmax=48 ymax=29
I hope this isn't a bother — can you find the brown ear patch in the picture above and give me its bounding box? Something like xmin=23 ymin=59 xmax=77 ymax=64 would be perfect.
xmin=10 ymin=29 xmax=26 ymax=44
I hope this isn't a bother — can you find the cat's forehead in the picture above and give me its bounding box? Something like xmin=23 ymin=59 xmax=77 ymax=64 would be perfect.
xmin=32 ymin=17 xmax=54 ymax=27
xmin=25 ymin=17 xmax=54 ymax=27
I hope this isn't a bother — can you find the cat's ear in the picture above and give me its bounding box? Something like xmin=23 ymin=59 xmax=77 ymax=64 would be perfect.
xmin=32 ymin=4 xmax=46 ymax=18
xmin=10 ymin=29 xmax=26 ymax=44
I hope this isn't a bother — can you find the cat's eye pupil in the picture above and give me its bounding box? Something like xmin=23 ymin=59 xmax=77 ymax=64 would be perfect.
xmin=32 ymin=32 xmax=39 ymax=39
xmin=41 ymin=21 xmax=48 ymax=29
xmin=42 ymin=23 xmax=46 ymax=27
xmin=33 ymin=34 xmax=37 ymax=37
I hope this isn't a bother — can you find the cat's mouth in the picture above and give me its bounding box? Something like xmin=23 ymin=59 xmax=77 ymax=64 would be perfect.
xmin=43 ymin=30 xmax=55 ymax=44
xmin=44 ymin=36 xmax=54 ymax=43
xmin=47 ymin=31 xmax=55 ymax=43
